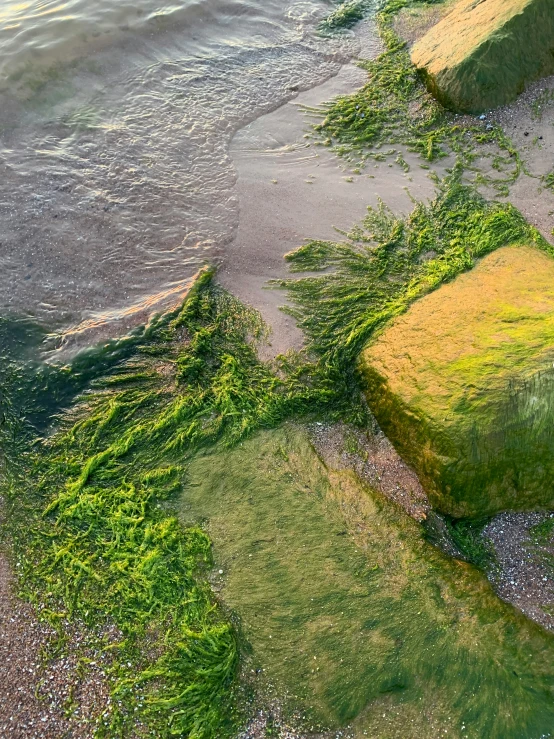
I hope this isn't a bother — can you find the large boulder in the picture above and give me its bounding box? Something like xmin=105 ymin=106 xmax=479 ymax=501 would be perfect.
xmin=411 ymin=0 xmax=554 ymax=113
xmin=361 ymin=245 xmax=554 ymax=518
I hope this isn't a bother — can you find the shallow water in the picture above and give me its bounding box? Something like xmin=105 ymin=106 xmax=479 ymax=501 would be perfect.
xmin=0 ymin=0 xmax=360 ymax=352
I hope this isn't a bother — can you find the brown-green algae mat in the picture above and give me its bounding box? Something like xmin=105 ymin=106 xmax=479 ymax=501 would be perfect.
xmin=182 ymin=424 xmax=554 ymax=739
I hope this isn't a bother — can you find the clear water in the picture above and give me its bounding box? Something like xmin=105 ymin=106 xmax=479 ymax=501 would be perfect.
xmin=0 ymin=0 xmax=360 ymax=351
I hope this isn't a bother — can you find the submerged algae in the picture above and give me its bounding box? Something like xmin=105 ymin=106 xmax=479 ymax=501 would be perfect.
xmin=184 ymin=424 xmax=554 ymax=738
xmin=318 ymin=0 xmax=372 ymax=34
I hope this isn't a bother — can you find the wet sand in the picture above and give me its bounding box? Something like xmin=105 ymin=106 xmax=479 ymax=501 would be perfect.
xmin=219 ymin=44 xmax=442 ymax=357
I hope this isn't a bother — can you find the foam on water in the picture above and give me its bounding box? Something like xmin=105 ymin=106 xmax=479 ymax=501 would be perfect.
xmin=0 ymin=0 xmax=361 ymax=352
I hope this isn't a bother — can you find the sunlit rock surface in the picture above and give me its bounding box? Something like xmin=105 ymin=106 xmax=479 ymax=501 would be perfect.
xmin=361 ymin=245 xmax=554 ymax=518
xmin=411 ymin=0 xmax=554 ymax=112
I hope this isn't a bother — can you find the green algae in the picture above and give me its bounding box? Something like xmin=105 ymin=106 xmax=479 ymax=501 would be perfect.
xmin=313 ymin=0 xmax=521 ymax=191
xmin=278 ymin=175 xmax=554 ymax=520
xmin=0 ymin=267 xmax=377 ymax=737
xmin=542 ymin=170 xmax=554 ymax=192
xmin=0 ymin=2 xmax=551 ymax=734
xmin=183 ymin=424 xmax=554 ymax=738
xmin=0 ymin=272 xmax=311 ymax=738
xmin=318 ymin=0 xmax=371 ymax=34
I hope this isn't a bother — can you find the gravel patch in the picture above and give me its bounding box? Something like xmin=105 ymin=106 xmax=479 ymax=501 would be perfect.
xmin=309 ymin=421 xmax=430 ymax=521
xmin=483 ymin=512 xmax=554 ymax=631
xmin=0 ymin=552 xmax=114 ymax=738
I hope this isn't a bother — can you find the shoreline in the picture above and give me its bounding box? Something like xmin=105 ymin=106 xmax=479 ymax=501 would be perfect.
xmin=219 ymin=47 xmax=443 ymax=358
xmin=3 ymin=2 xmax=554 ymax=737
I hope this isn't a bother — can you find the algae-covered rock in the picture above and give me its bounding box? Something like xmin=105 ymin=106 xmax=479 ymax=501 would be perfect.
xmin=361 ymin=245 xmax=554 ymax=518
xmin=411 ymin=0 xmax=554 ymax=113
xmin=184 ymin=424 xmax=554 ymax=737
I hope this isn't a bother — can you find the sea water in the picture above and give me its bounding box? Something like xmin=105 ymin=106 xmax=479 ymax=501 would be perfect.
xmin=0 ymin=0 xmax=360 ymax=350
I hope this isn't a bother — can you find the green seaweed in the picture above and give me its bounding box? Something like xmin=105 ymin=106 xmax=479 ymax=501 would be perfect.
xmin=318 ymin=0 xmax=371 ymax=34
xmin=1 ymin=193 xmax=553 ymax=735
xmin=276 ymin=174 xmax=554 ymax=519
xmin=313 ymin=0 xmax=521 ymax=190
xmin=542 ymin=170 xmax=554 ymax=191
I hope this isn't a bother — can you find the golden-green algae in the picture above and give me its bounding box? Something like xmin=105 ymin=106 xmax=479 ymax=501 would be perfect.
xmin=362 ymin=245 xmax=554 ymax=517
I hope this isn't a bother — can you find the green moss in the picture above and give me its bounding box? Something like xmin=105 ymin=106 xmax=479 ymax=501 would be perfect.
xmin=183 ymin=424 xmax=554 ymax=738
